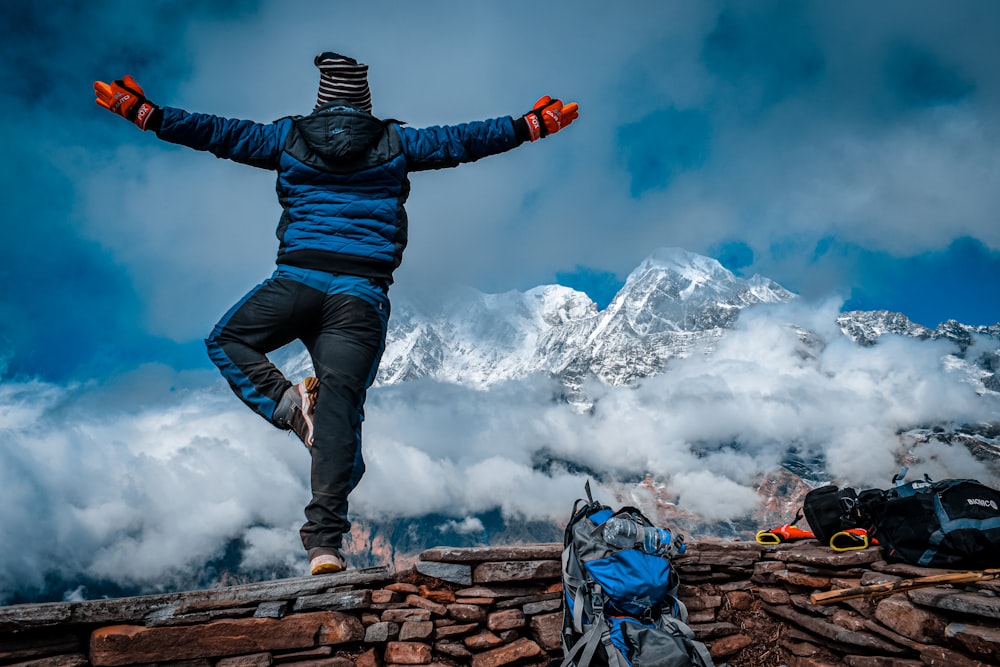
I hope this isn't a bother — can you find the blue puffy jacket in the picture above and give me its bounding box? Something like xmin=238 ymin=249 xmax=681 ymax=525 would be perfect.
xmin=155 ymin=101 xmax=524 ymax=282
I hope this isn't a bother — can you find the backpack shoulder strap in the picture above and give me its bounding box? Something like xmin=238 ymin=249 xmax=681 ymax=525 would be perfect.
xmin=559 ymin=614 xmax=630 ymax=667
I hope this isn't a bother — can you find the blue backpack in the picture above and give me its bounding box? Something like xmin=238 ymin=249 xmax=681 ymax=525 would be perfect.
xmin=559 ymin=482 xmax=717 ymax=667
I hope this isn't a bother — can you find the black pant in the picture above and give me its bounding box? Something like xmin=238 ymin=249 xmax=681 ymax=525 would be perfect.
xmin=205 ymin=267 xmax=388 ymax=550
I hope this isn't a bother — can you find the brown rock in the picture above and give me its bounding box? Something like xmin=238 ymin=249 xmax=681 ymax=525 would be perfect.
xmin=404 ymin=594 xmax=448 ymax=616
xmin=455 ymin=587 xmax=500 ymax=598
xmin=781 ymin=639 xmax=822 ymax=657
xmin=216 ymin=653 xmax=272 ymax=667
xmin=528 ymin=611 xmax=562 ymax=651
xmin=387 ymin=583 xmax=420 ymax=594
xmin=447 ymin=603 xmax=487 ymax=623
xmin=763 ymin=602 xmax=904 ymax=653
xmin=682 ymin=595 xmax=722 ymax=611
xmin=830 ymin=577 xmax=863 ymax=590
xmin=455 ymin=597 xmax=494 ymax=605
xmin=420 ymin=545 xmax=561 ymax=563
xmin=919 ymin=645 xmax=985 ymax=667
xmin=690 ymin=621 xmax=738 ymax=640
xmin=874 ymin=596 xmax=945 ymax=644
xmin=89 ymin=612 xmax=363 ymax=666
xmin=434 ymin=641 xmax=472 ymax=658
xmin=381 ymin=608 xmax=432 ymax=623
xmin=844 ymin=657 xmax=923 ymax=666
xmin=777 ymin=571 xmax=832 ymax=589
xmin=521 ymin=598 xmax=561 ymax=615
xmin=464 ymin=630 xmax=504 ymax=650
xmin=908 ymin=587 xmax=1000 ymax=621
xmin=870 ymin=561 xmax=964 ymax=579
xmin=470 ymin=637 xmax=542 ymax=667
xmin=708 ymin=633 xmax=752 ymax=658
xmin=945 ymin=622 xmax=1000 ymax=661
xmin=473 ymin=560 xmax=561 ymax=584
xmin=718 ymin=579 xmax=754 ymax=592
xmin=830 ymin=610 xmax=866 ymax=633
xmin=486 ymin=609 xmax=525 ymax=632
xmin=0 ymin=635 xmax=81 ymax=662
xmin=273 ymin=646 xmax=333 ymax=661
xmin=757 ymin=587 xmax=791 ymax=605
xmin=418 ymin=586 xmax=456 ymax=604
xmin=399 ymin=621 xmax=434 ymax=641
xmin=6 ymin=655 xmax=89 ymax=667
xmin=494 ymin=592 xmax=561 ymax=611
xmin=674 ymin=542 xmax=763 ymax=568
xmin=862 ymin=571 xmax=901 ymax=586
xmin=765 ymin=543 xmax=883 ymax=568
xmin=752 ymin=561 xmax=787 ymax=584
xmin=791 ymin=594 xmax=836 ymax=617
xmin=497 ymin=629 xmax=520 ymax=643
xmin=280 ymin=658 xmax=353 ymax=667
xmin=383 ymin=641 xmax=431 ymax=665
xmin=786 ymin=658 xmax=841 ymax=667
xmin=371 ymin=590 xmax=398 ymax=604
xmin=355 ymin=647 xmax=381 ymax=667
xmin=725 ymin=591 xmax=753 ymax=611
xmin=434 ymin=622 xmax=478 ymax=639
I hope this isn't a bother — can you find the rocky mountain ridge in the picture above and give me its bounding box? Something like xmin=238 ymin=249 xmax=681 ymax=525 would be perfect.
xmin=284 ymin=247 xmax=999 ymax=398
xmin=368 ymin=247 xmax=798 ymax=393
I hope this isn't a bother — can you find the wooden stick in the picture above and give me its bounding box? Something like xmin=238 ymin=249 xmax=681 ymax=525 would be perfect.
xmin=810 ymin=568 xmax=1000 ymax=605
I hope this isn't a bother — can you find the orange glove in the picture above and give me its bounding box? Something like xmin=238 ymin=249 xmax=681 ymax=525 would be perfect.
xmin=94 ymin=75 xmax=159 ymax=130
xmin=523 ymin=95 xmax=579 ymax=141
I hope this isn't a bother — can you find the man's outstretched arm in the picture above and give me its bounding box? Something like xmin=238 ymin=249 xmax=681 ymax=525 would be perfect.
xmin=94 ymin=75 xmax=287 ymax=170
xmin=400 ymin=95 xmax=579 ymax=171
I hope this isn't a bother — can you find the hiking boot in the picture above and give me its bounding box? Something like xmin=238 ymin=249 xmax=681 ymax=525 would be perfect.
xmin=274 ymin=377 xmax=319 ymax=447
xmin=308 ymin=547 xmax=347 ymax=575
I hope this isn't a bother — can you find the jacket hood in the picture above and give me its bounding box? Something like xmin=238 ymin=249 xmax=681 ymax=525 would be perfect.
xmin=294 ymin=103 xmax=384 ymax=162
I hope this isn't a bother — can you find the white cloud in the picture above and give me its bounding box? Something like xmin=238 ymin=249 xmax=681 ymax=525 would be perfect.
xmin=437 ymin=517 xmax=485 ymax=535
xmin=3 ymin=292 xmax=999 ymax=599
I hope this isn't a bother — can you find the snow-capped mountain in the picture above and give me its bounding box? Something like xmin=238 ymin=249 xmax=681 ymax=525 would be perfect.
xmin=372 ymin=247 xmax=795 ymax=392
xmin=283 ymin=246 xmax=999 ymax=401
xmin=837 ymin=310 xmax=1000 ymax=393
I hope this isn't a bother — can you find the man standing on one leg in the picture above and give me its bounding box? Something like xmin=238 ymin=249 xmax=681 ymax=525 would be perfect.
xmin=95 ymin=52 xmax=579 ymax=575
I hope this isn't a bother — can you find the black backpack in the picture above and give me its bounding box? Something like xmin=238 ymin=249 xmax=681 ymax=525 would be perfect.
xmin=802 ymin=485 xmax=862 ymax=544
xmin=862 ymin=475 xmax=1000 ymax=569
xmin=559 ymin=482 xmax=716 ymax=667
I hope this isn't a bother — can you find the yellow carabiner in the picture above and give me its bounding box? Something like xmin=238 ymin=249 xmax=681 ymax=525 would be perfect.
xmin=755 ymin=530 xmax=782 ymax=545
xmin=829 ymin=530 xmax=869 ymax=552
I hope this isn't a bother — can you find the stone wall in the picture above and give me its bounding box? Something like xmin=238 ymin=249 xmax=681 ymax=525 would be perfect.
xmin=0 ymin=542 xmax=998 ymax=667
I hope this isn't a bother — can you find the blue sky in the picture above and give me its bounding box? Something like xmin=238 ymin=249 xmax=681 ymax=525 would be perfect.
xmin=2 ymin=1 xmax=1000 ymax=382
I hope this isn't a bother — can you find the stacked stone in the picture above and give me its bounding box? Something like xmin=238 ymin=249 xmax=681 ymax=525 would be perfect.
xmin=750 ymin=542 xmax=1000 ymax=666
xmin=2 ymin=541 xmax=999 ymax=667
xmin=0 ymin=546 xmax=568 ymax=667
xmin=366 ymin=543 xmax=566 ymax=666
xmin=672 ymin=541 xmax=772 ymax=664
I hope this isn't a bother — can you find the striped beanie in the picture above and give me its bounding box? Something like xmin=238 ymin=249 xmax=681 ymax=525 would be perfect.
xmin=314 ymin=52 xmax=372 ymax=113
